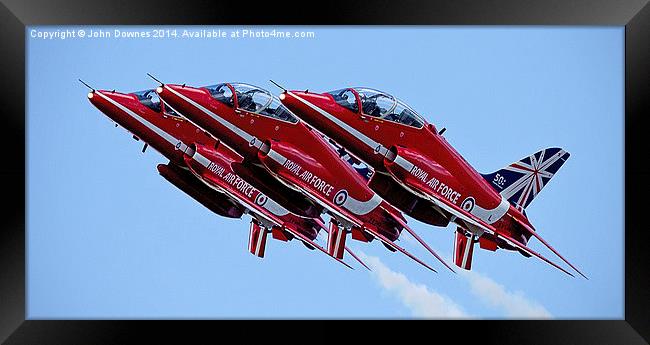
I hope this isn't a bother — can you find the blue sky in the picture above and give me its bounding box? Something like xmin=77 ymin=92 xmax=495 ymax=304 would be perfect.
xmin=26 ymin=26 xmax=623 ymax=318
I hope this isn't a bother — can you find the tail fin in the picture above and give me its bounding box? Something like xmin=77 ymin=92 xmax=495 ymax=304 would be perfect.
xmin=481 ymin=148 xmax=570 ymax=212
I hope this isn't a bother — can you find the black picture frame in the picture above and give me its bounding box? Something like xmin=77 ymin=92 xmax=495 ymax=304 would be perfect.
xmin=1 ymin=0 xmax=647 ymax=343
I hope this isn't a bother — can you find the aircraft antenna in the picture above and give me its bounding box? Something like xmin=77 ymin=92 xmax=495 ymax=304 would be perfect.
xmin=147 ymin=73 xmax=164 ymax=85
xmin=269 ymin=80 xmax=287 ymax=91
xmin=78 ymin=79 xmax=95 ymax=91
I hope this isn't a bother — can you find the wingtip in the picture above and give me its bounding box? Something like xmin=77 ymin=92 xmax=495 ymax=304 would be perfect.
xmin=344 ymin=246 xmax=372 ymax=271
xmin=355 ymin=257 xmax=372 ymax=271
xmin=525 ymin=229 xmax=587 ymax=280
xmin=400 ymin=222 xmax=455 ymax=274
xmin=341 ymin=259 xmax=354 ymax=270
xmin=570 ymin=266 xmax=588 ymax=279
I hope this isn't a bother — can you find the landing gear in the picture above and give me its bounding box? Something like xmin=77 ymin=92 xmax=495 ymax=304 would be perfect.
xmin=248 ymin=220 xmax=269 ymax=258
xmin=327 ymin=220 xmax=349 ymax=260
xmin=453 ymin=227 xmax=476 ymax=270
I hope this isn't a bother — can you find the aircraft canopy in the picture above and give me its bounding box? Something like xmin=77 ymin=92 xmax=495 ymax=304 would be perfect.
xmin=133 ymin=89 xmax=179 ymax=116
xmin=230 ymin=83 xmax=299 ymax=124
xmin=327 ymin=87 xmax=426 ymax=128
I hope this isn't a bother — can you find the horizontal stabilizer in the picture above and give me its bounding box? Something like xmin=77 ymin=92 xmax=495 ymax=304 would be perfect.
xmin=511 ymin=215 xmax=588 ymax=279
xmin=408 ymin=177 xmax=575 ymax=277
xmin=495 ymin=230 xmax=575 ymax=277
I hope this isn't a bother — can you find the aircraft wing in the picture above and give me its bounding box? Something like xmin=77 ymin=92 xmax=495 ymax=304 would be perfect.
xmin=380 ymin=205 xmax=455 ymax=273
xmin=187 ymin=166 xmax=284 ymax=227
xmin=345 ymin=247 xmax=371 ymax=271
xmin=492 ymin=230 xmax=575 ymax=277
xmin=188 ymin=156 xmax=354 ymax=269
xmin=255 ymin=163 xmax=364 ymax=228
xmin=316 ymin=219 xmax=370 ymax=270
xmin=509 ymin=214 xmax=587 ymax=279
xmin=362 ymin=227 xmax=437 ymax=273
xmin=417 ymin=184 xmax=577 ymax=277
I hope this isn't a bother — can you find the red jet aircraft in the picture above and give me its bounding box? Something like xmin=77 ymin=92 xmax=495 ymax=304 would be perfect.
xmin=278 ymin=85 xmax=586 ymax=278
xmin=152 ymin=76 xmax=454 ymax=273
xmin=81 ymin=81 xmax=365 ymax=269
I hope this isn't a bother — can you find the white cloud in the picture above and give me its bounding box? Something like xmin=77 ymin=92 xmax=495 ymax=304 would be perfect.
xmin=361 ymin=253 xmax=469 ymax=318
xmin=460 ymin=270 xmax=552 ymax=318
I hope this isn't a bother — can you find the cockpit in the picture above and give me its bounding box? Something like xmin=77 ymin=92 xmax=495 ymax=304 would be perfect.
xmin=327 ymin=88 xmax=359 ymax=113
xmin=133 ymin=89 xmax=180 ymax=117
xmin=327 ymin=87 xmax=426 ymax=128
xmin=205 ymin=84 xmax=235 ymax=107
xmin=206 ymin=83 xmax=298 ymax=124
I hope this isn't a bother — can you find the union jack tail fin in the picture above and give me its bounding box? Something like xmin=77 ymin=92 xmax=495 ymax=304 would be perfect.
xmin=481 ymin=148 xmax=570 ymax=212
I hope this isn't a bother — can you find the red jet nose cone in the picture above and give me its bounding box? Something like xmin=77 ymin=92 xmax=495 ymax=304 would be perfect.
xmin=278 ymin=90 xmax=300 ymax=105
xmin=156 ymin=84 xmax=179 ymax=96
xmin=87 ymin=90 xmax=112 ymax=108
xmin=86 ymin=91 xmax=99 ymax=105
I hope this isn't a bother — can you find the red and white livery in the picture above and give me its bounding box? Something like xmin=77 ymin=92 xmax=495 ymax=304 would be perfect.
xmin=279 ymin=85 xmax=585 ymax=278
xmin=83 ymin=82 xmax=364 ymax=269
xmin=154 ymin=78 xmax=453 ymax=273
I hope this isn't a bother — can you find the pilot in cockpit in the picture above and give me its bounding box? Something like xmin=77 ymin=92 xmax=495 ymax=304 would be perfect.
xmin=134 ymin=89 xmax=162 ymax=113
xmin=237 ymin=92 xmax=258 ymax=112
xmin=361 ymin=96 xmax=382 ymax=117
xmin=341 ymin=92 xmax=355 ymax=109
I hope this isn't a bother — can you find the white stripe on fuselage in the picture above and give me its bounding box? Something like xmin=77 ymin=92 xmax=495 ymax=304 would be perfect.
xmin=393 ymin=154 xmax=415 ymax=172
xmin=392 ymin=152 xmax=509 ymax=224
xmin=95 ymin=91 xmax=192 ymax=155
xmin=163 ymin=85 xmax=261 ymax=147
xmin=342 ymin=194 xmax=383 ymax=216
xmin=190 ymin=150 xmax=290 ymax=218
xmin=470 ymin=196 xmax=510 ymax=225
xmin=265 ymin=148 xmax=381 ymax=216
xmin=290 ymin=92 xmax=514 ymax=225
xmin=164 ymin=87 xmax=382 ymax=218
xmin=288 ymin=92 xmax=389 ymax=156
